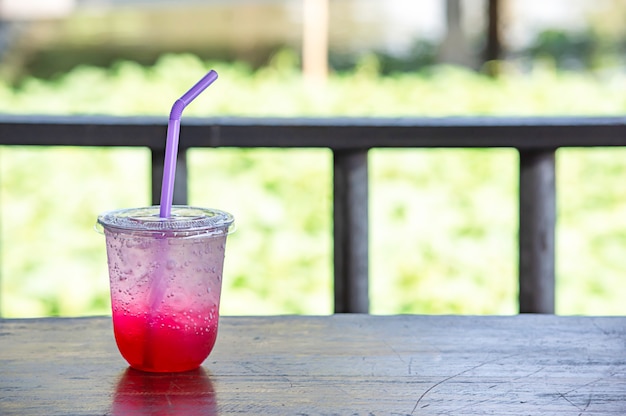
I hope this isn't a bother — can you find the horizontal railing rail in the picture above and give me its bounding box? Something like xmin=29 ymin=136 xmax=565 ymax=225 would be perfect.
xmin=2 ymin=114 xmax=626 ymax=314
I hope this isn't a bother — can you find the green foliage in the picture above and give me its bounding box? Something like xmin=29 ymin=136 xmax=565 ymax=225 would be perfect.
xmin=1 ymin=53 xmax=625 ymax=317
xmin=3 ymin=51 xmax=626 ymax=117
xmin=526 ymin=28 xmax=624 ymax=70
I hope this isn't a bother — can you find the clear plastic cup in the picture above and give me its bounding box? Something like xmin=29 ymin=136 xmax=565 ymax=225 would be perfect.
xmin=96 ymin=206 xmax=234 ymax=373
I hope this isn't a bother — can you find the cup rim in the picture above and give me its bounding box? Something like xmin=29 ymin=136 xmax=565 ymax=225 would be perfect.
xmin=96 ymin=205 xmax=235 ymax=237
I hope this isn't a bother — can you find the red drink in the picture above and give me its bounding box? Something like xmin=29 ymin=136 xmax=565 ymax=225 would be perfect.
xmin=98 ymin=206 xmax=234 ymax=373
xmin=112 ymin=305 xmax=219 ymax=373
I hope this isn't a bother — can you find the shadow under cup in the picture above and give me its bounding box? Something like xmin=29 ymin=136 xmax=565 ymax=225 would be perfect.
xmin=97 ymin=206 xmax=235 ymax=373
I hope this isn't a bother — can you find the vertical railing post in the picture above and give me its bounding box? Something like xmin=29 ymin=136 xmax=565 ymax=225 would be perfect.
xmin=0 ymin=161 xmax=2 ymax=317
xmin=333 ymin=149 xmax=369 ymax=313
xmin=151 ymin=148 xmax=188 ymax=206
xmin=518 ymin=149 xmax=556 ymax=313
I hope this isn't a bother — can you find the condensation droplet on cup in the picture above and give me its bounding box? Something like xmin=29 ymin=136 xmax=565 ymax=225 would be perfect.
xmin=166 ymin=260 xmax=176 ymax=270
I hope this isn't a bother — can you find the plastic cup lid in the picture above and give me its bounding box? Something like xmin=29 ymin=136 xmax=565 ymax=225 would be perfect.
xmin=96 ymin=206 xmax=234 ymax=237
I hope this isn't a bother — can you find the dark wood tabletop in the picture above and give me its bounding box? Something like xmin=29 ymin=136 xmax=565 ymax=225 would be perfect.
xmin=1 ymin=314 xmax=624 ymax=415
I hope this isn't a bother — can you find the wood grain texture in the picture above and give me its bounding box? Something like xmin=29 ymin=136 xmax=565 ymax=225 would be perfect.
xmin=1 ymin=315 xmax=625 ymax=415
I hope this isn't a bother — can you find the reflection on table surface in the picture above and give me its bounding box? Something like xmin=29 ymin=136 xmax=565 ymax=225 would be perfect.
xmin=111 ymin=367 xmax=217 ymax=415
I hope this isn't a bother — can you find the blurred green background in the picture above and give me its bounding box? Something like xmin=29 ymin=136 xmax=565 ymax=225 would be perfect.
xmin=1 ymin=54 xmax=625 ymax=317
xmin=1 ymin=1 xmax=625 ymax=317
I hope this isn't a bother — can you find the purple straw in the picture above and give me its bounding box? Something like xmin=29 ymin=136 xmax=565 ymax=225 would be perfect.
xmin=159 ymin=70 xmax=219 ymax=218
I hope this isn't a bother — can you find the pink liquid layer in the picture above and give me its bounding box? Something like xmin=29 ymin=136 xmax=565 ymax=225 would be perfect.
xmin=112 ymin=309 xmax=218 ymax=372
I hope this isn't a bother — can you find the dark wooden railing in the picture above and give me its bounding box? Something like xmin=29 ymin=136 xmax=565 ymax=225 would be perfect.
xmin=2 ymin=114 xmax=625 ymax=314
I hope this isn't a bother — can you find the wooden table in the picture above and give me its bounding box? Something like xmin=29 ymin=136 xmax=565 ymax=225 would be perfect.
xmin=1 ymin=315 xmax=624 ymax=415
